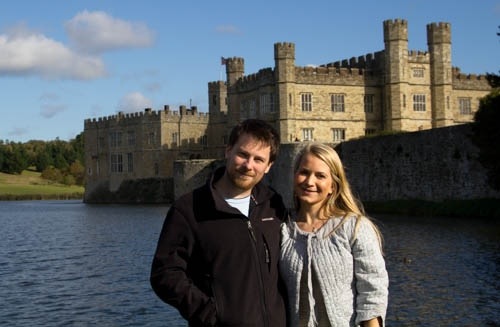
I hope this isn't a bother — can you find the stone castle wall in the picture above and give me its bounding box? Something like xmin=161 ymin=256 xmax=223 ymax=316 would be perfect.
xmin=174 ymin=124 xmax=500 ymax=208
xmin=83 ymin=18 xmax=493 ymax=203
xmin=338 ymin=124 xmax=500 ymax=203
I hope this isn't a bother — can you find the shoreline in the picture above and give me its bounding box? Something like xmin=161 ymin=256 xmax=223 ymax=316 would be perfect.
xmin=364 ymin=198 xmax=500 ymax=218
xmin=0 ymin=193 xmax=83 ymax=201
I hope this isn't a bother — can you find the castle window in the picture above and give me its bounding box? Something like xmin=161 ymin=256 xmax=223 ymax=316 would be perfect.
xmin=332 ymin=128 xmax=345 ymax=142
xmin=172 ymin=132 xmax=179 ymax=146
xmin=127 ymin=131 xmax=135 ymax=146
xmin=212 ymin=94 xmax=217 ymax=105
xmin=302 ymin=128 xmax=313 ymax=141
xmin=98 ymin=137 xmax=105 ymax=150
xmin=459 ymin=97 xmax=472 ymax=115
xmin=148 ymin=132 xmax=156 ymax=145
xmin=109 ymin=131 xmax=122 ymax=147
xmin=364 ymin=95 xmax=374 ymax=113
xmin=413 ymin=68 xmax=424 ymax=78
xmin=110 ymin=153 xmax=123 ymax=173
xmin=260 ymin=93 xmax=275 ymax=114
xmin=403 ymin=94 xmax=406 ymax=108
xmin=413 ymin=94 xmax=426 ymax=111
xmin=127 ymin=153 xmax=134 ymax=172
xmin=365 ymin=128 xmax=376 ymax=136
xmin=301 ymin=93 xmax=312 ymax=112
xmin=331 ymin=94 xmax=345 ymax=112
xmin=200 ymin=135 xmax=208 ymax=146
xmin=249 ymin=99 xmax=256 ymax=118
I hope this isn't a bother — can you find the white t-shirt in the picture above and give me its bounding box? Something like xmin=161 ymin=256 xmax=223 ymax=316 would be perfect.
xmin=225 ymin=195 xmax=251 ymax=217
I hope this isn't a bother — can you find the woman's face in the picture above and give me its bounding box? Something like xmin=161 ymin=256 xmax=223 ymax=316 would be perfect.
xmin=294 ymin=153 xmax=334 ymax=210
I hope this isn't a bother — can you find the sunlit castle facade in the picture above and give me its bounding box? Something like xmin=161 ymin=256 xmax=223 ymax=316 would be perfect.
xmin=83 ymin=19 xmax=492 ymax=201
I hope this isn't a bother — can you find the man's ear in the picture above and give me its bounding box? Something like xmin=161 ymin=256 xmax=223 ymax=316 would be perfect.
xmin=264 ymin=161 xmax=273 ymax=174
xmin=224 ymin=146 xmax=232 ymax=159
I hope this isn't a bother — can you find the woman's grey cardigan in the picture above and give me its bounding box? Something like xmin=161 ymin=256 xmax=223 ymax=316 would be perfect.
xmin=279 ymin=215 xmax=389 ymax=327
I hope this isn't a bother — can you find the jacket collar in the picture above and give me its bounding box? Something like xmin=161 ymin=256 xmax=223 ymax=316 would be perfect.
xmin=208 ymin=166 xmax=275 ymax=214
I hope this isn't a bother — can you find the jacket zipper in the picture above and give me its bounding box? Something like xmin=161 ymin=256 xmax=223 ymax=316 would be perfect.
xmin=246 ymin=219 xmax=269 ymax=327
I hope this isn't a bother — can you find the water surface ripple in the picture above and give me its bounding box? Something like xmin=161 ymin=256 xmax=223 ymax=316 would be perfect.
xmin=0 ymin=201 xmax=498 ymax=326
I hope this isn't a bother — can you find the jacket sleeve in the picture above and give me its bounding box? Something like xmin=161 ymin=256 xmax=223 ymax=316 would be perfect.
xmin=150 ymin=205 xmax=217 ymax=326
xmin=351 ymin=217 xmax=389 ymax=326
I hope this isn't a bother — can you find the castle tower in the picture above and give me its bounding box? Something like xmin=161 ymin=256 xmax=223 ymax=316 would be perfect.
xmin=274 ymin=42 xmax=296 ymax=142
xmin=383 ymin=19 xmax=409 ymax=131
xmin=225 ymin=57 xmax=245 ymax=131
xmin=427 ymin=22 xmax=453 ymax=127
xmin=208 ymin=81 xmax=227 ymax=115
xmin=207 ymin=81 xmax=228 ymax=155
xmin=225 ymin=57 xmax=244 ymax=87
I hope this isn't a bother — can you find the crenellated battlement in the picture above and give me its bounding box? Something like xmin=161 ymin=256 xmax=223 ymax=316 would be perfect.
xmin=233 ymin=68 xmax=275 ymax=91
xmin=208 ymin=81 xmax=226 ymax=90
xmin=84 ymin=105 xmax=211 ymax=128
xmin=408 ymin=50 xmax=429 ymax=63
xmin=274 ymin=42 xmax=295 ymax=59
xmin=226 ymin=57 xmax=244 ymax=71
xmin=294 ymin=65 xmax=379 ymax=85
xmin=321 ymin=51 xmax=385 ymax=71
xmin=383 ymin=18 xmax=408 ymax=42
xmin=426 ymin=22 xmax=451 ymax=44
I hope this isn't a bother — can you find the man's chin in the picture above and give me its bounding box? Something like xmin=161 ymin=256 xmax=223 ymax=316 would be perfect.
xmin=232 ymin=179 xmax=255 ymax=192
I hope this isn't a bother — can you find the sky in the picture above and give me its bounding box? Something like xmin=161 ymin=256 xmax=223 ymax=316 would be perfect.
xmin=1 ymin=0 xmax=499 ymax=142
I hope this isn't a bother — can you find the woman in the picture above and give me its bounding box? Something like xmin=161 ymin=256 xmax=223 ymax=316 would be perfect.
xmin=280 ymin=143 xmax=388 ymax=327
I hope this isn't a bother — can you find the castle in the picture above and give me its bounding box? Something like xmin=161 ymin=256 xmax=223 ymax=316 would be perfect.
xmin=83 ymin=19 xmax=492 ymax=202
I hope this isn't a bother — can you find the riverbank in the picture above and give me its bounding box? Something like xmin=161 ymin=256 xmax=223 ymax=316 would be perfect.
xmin=0 ymin=170 xmax=84 ymax=201
xmin=365 ymin=198 xmax=500 ymax=218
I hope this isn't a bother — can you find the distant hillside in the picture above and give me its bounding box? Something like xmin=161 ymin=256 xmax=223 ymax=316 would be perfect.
xmin=0 ymin=170 xmax=83 ymax=200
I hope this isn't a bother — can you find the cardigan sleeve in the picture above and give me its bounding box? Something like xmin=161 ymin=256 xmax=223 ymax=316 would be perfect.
xmin=350 ymin=217 xmax=389 ymax=325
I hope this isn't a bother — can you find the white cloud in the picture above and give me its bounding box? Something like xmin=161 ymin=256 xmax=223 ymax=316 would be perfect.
xmin=8 ymin=127 xmax=29 ymax=137
xmin=0 ymin=25 xmax=106 ymax=80
xmin=117 ymin=92 xmax=153 ymax=113
xmin=40 ymin=103 xmax=67 ymax=118
xmin=215 ymin=24 xmax=242 ymax=35
xmin=65 ymin=10 xmax=155 ymax=53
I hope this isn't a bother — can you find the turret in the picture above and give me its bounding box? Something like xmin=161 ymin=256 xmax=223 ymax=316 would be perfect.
xmin=274 ymin=42 xmax=296 ymax=142
xmin=225 ymin=57 xmax=244 ymax=86
xmin=383 ymin=19 xmax=409 ymax=131
xmin=427 ymin=22 xmax=453 ymax=127
xmin=208 ymin=81 xmax=227 ymax=115
xmin=274 ymin=42 xmax=296 ymax=82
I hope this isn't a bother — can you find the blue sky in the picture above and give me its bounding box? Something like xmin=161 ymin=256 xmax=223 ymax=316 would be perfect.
xmin=1 ymin=0 xmax=499 ymax=142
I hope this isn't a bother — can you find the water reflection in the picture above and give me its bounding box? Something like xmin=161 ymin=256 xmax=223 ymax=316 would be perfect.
xmin=377 ymin=215 xmax=500 ymax=326
xmin=0 ymin=201 xmax=498 ymax=326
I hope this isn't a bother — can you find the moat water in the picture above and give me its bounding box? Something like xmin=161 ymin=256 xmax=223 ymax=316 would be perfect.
xmin=0 ymin=201 xmax=498 ymax=326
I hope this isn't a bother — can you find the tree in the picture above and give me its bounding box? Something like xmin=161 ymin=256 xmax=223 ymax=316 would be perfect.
xmin=68 ymin=160 xmax=85 ymax=185
xmin=0 ymin=142 xmax=29 ymax=174
xmin=472 ymin=88 xmax=500 ymax=190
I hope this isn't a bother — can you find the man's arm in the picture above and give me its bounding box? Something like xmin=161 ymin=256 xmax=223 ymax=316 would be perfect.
xmin=150 ymin=206 xmax=217 ymax=326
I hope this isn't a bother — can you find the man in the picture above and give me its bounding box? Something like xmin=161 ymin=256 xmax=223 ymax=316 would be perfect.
xmin=150 ymin=119 xmax=288 ymax=327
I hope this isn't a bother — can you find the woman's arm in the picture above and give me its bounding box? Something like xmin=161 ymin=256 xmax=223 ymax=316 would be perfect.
xmin=351 ymin=217 xmax=389 ymax=326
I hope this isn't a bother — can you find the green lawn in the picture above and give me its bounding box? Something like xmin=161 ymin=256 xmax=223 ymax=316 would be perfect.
xmin=0 ymin=170 xmax=84 ymax=199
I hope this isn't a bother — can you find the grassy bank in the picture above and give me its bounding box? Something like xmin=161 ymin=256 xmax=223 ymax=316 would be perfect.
xmin=0 ymin=170 xmax=84 ymax=201
xmin=365 ymin=199 xmax=500 ymax=218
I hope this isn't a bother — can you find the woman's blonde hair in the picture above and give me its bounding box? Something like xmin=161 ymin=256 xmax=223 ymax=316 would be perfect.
xmin=293 ymin=142 xmax=383 ymax=247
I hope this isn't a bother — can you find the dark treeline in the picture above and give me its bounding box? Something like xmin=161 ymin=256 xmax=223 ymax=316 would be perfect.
xmin=0 ymin=132 xmax=85 ymax=186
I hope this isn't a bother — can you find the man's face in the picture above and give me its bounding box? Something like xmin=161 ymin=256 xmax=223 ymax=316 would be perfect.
xmin=224 ymin=133 xmax=273 ymax=196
